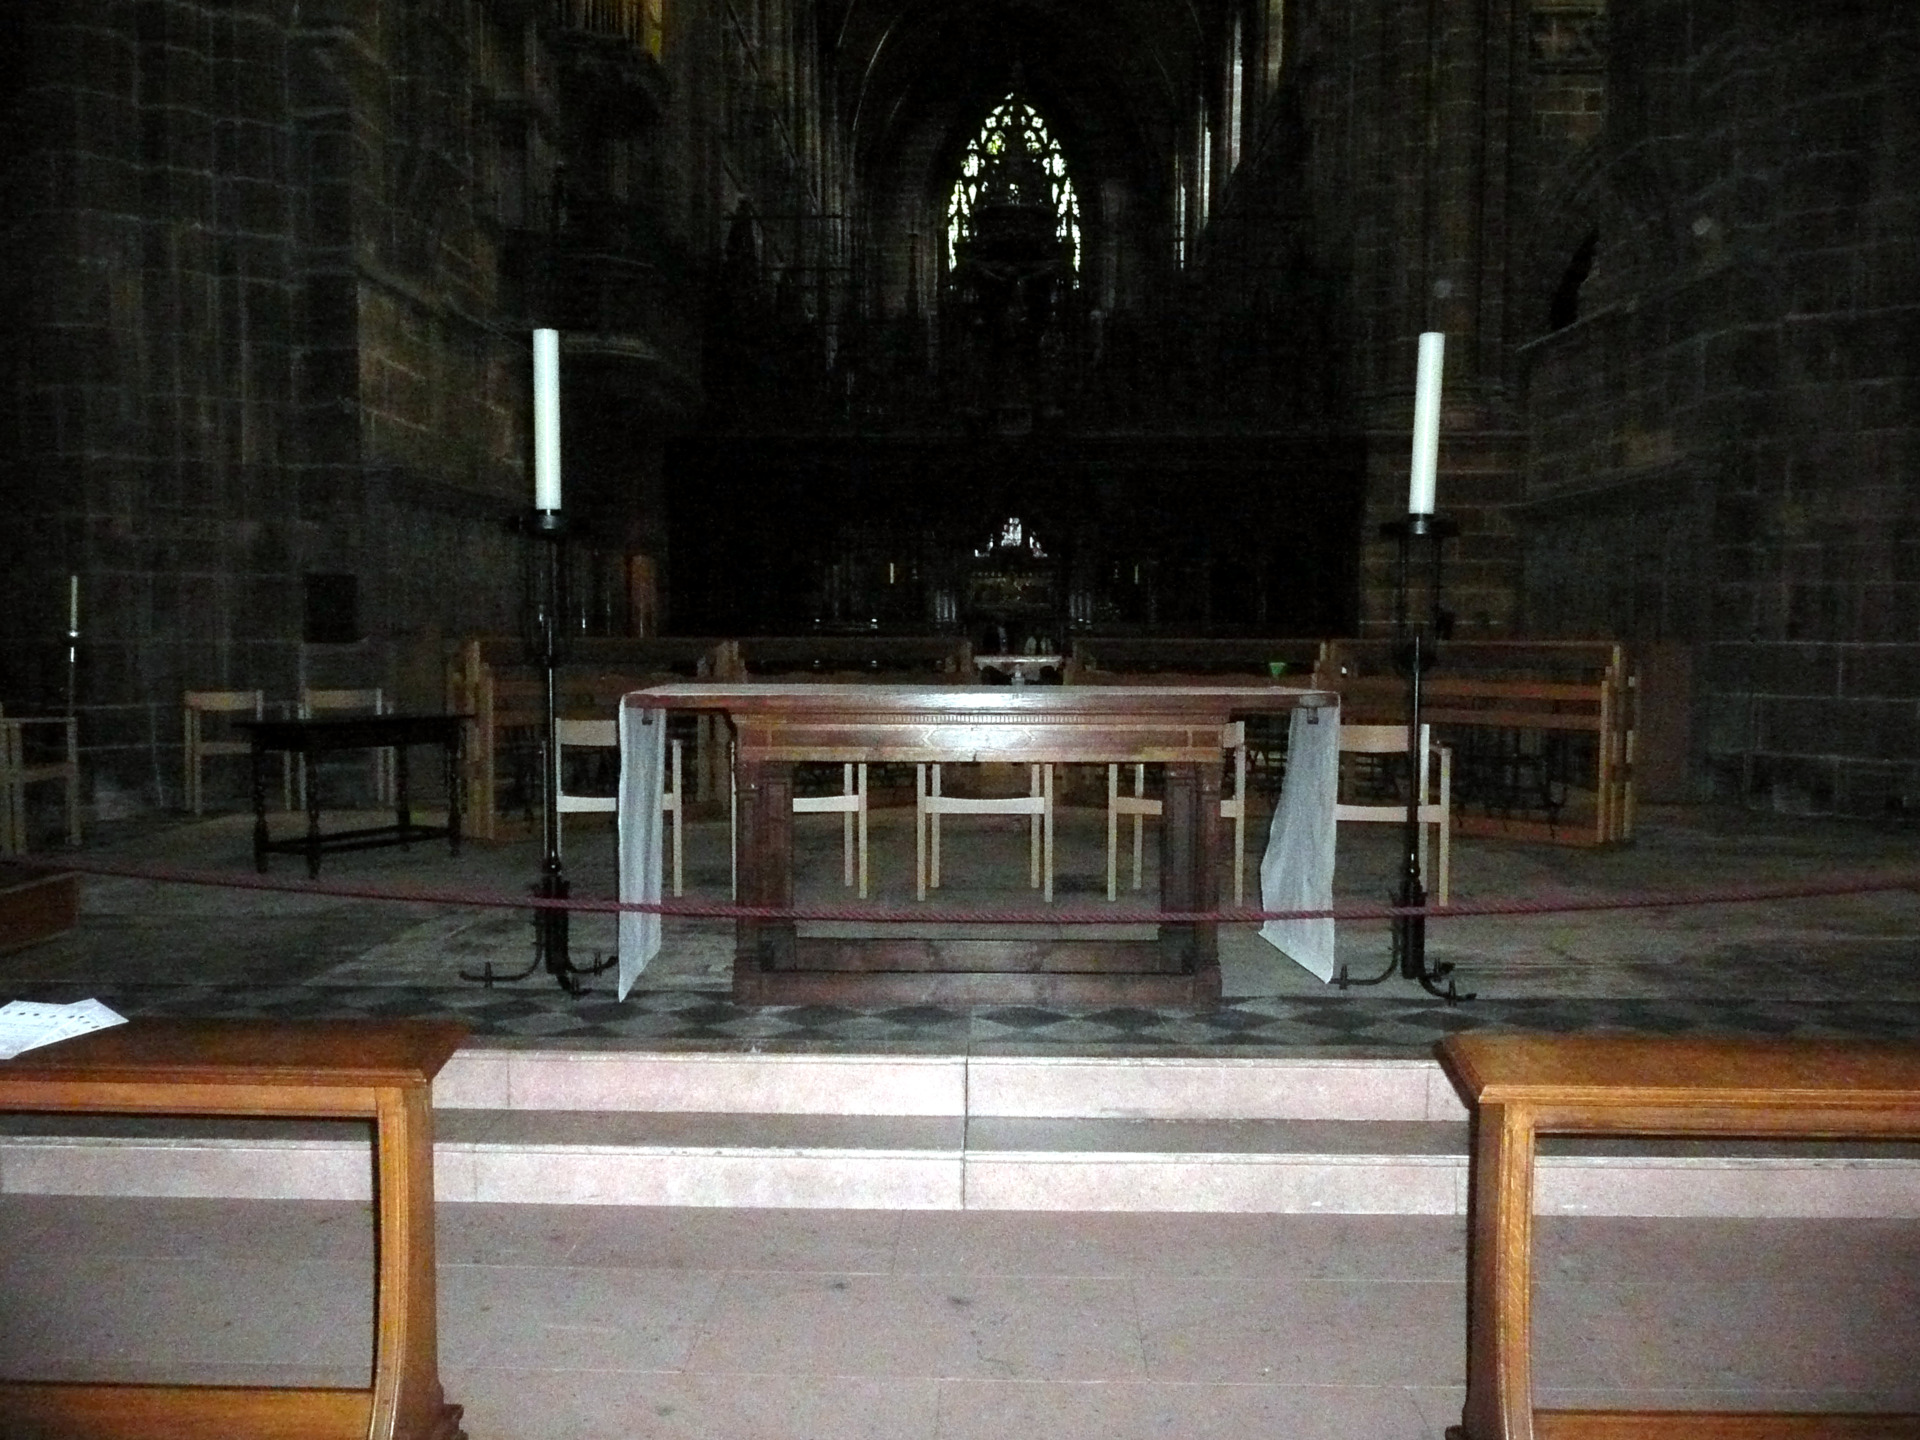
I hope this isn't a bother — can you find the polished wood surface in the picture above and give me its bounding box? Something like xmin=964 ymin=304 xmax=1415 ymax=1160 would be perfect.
xmin=0 ymin=1019 xmax=467 ymax=1440
xmin=1532 ymin=1412 xmax=1920 ymax=1439
xmin=1437 ymin=1032 xmax=1920 ymax=1440
xmin=0 ymin=1383 xmax=375 ymax=1440
xmin=635 ymin=683 xmax=1332 ymax=1006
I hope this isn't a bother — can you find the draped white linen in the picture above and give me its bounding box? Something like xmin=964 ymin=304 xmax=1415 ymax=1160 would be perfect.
xmin=1259 ymin=702 xmax=1340 ymax=982
xmin=615 ymin=697 xmax=666 ymax=1000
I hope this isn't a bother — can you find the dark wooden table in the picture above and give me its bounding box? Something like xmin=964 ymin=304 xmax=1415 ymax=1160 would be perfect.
xmin=1437 ymin=1031 xmax=1920 ymax=1440
xmin=631 ymin=682 xmax=1332 ymax=1007
xmin=239 ymin=714 xmax=467 ymax=877
xmin=0 ymin=1017 xmax=467 ymax=1440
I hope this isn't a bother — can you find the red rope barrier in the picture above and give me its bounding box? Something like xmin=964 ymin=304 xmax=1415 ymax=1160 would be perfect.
xmin=14 ymin=854 xmax=1920 ymax=926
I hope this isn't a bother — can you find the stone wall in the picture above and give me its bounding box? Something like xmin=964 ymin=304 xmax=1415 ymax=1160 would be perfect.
xmin=0 ymin=0 xmax=594 ymax=814
xmin=1514 ymin=0 xmax=1920 ymax=814
xmin=0 ymin=1 xmax=306 ymax=813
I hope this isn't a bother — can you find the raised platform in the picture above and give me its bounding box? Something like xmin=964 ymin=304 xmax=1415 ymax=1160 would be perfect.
xmin=5 ymin=1049 xmax=1917 ymax=1218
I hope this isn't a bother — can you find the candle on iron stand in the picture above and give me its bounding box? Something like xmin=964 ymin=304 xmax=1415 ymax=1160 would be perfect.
xmin=1339 ymin=330 xmax=1467 ymax=1000
xmin=65 ymin=573 xmax=79 ymax=717
xmin=1399 ymin=330 xmax=1466 ymax=1000
xmin=1408 ymin=331 xmax=1444 ymax=515
xmin=533 ymin=328 xmax=562 ymax=512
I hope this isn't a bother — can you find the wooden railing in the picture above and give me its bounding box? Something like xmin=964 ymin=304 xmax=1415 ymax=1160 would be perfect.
xmin=1068 ymin=636 xmax=1328 ymax=681
xmin=1070 ymin=637 xmax=1637 ymax=845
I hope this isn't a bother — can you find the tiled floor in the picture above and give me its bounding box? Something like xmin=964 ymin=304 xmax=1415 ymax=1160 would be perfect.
xmin=5 ymin=800 xmax=1920 ymax=1051
xmin=2 ymin=1197 xmax=1916 ymax=1438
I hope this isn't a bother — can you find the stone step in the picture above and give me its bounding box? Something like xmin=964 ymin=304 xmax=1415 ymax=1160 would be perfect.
xmin=5 ymin=1109 xmax=1918 ymax=1217
xmin=430 ymin=1048 xmax=1467 ymax=1122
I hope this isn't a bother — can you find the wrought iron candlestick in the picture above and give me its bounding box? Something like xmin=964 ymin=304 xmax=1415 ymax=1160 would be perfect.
xmin=463 ymin=509 xmax=613 ymax=993
xmin=1339 ymin=512 xmax=1471 ymax=1003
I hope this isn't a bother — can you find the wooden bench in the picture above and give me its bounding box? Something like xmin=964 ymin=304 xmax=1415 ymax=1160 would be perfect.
xmin=0 ymin=1018 xmax=467 ymax=1440
xmin=446 ymin=637 xmax=728 ymax=838
xmin=1328 ymin=639 xmax=1635 ymax=847
xmin=1438 ymin=1031 xmax=1920 ymax=1440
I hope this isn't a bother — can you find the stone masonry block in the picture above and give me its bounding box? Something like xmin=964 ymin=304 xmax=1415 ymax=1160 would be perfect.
xmin=1840 ymin=646 xmax=1920 ymax=700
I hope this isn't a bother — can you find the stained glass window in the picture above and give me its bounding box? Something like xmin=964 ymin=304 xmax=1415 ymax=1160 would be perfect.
xmin=947 ymin=96 xmax=1082 ymax=275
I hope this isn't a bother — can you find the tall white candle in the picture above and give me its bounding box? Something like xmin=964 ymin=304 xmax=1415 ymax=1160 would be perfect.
xmin=1408 ymin=331 xmax=1445 ymax=515
xmin=533 ymin=328 xmax=562 ymax=511
xmin=67 ymin=574 xmax=79 ymax=635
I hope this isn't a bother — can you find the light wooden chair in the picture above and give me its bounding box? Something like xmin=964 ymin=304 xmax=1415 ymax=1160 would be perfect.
xmin=794 ymin=763 xmax=869 ymax=899
xmin=917 ymin=763 xmax=1054 ymax=903
xmin=182 ymin=690 xmax=263 ymax=814
xmin=1335 ymin=721 xmax=1451 ymax=906
xmin=0 ymin=707 xmax=82 ymax=855
xmin=1106 ymin=721 xmax=1252 ymax=905
xmin=556 ymin=718 xmax=684 ymax=895
xmin=295 ymin=687 xmax=393 ymax=810
xmin=722 ymin=747 xmax=870 ymax=901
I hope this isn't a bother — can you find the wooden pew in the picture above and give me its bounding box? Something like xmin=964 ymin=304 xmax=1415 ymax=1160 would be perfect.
xmin=1324 ymin=639 xmax=1636 ymax=847
xmin=445 ymin=637 xmax=729 ymax=839
xmin=1438 ymin=1031 xmax=1920 ymax=1440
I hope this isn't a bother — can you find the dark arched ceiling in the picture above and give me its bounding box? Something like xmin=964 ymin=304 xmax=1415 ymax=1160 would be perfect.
xmin=826 ymin=0 xmax=1219 ymax=209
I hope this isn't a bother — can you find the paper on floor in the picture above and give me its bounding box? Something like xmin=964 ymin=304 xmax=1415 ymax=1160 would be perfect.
xmin=0 ymin=998 xmax=128 ymax=1059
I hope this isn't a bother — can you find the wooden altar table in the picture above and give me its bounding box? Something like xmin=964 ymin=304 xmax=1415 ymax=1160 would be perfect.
xmin=621 ymin=683 xmax=1335 ymax=1007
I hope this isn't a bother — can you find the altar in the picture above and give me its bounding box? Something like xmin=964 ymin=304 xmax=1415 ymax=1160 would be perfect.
xmin=616 ymin=683 xmax=1339 ymax=1007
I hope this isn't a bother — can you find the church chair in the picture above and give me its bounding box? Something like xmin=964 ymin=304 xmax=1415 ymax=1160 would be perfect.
xmin=917 ymin=762 xmax=1054 ymax=903
xmin=182 ymin=690 xmax=263 ymax=814
xmin=1105 ymin=721 xmax=1251 ymax=905
xmin=0 ymin=707 xmax=82 ymax=855
xmin=793 ymin=763 xmax=870 ymax=899
xmin=556 ymin=717 xmax=684 ymax=895
xmin=1334 ymin=721 xmax=1451 ymax=906
xmin=722 ymin=749 xmax=870 ymax=901
xmin=295 ymin=686 xmax=393 ymax=811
